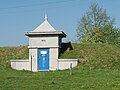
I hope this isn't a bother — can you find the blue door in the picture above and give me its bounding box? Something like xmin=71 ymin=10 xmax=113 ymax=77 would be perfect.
xmin=38 ymin=48 xmax=49 ymax=71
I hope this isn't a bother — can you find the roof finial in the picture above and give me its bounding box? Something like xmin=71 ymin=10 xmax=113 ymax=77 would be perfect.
xmin=45 ymin=12 xmax=48 ymax=20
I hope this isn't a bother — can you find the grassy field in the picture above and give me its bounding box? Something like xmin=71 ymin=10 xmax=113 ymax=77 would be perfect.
xmin=1 ymin=66 xmax=120 ymax=90
xmin=1 ymin=44 xmax=120 ymax=90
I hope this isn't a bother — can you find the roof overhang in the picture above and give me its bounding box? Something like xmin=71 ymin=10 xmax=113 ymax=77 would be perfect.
xmin=25 ymin=31 xmax=66 ymax=37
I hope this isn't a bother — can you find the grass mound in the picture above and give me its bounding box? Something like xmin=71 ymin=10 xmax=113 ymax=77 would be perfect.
xmin=60 ymin=43 xmax=120 ymax=70
xmin=1 ymin=43 xmax=120 ymax=70
xmin=0 ymin=46 xmax=28 ymax=67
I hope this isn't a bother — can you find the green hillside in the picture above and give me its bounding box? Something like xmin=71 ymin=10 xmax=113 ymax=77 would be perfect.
xmin=1 ymin=43 xmax=120 ymax=70
xmin=1 ymin=44 xmax=120 ymax=90
xmin=60 ymin=43 xmax=120 ymax=70
xmin=0 ymin=46 xmax=28 ymax=67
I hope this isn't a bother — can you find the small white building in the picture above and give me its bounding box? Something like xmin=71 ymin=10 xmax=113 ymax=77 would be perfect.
xmin=11 ymin=16 xmax=78 ymax=72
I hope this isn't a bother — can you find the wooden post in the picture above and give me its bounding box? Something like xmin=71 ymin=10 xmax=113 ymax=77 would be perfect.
xmin=70 ymin=63 xmax=72 ymax=76
xmin=31 ymin=55 xmax=32 ymax=71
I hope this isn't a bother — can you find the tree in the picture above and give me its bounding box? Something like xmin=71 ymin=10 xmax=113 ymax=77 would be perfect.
xmin=76 ymin=3 xmax=119 ymax=44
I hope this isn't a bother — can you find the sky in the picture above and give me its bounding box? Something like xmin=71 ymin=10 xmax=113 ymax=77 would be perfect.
xmin=0 ymin=0 xmax=120 ymax=46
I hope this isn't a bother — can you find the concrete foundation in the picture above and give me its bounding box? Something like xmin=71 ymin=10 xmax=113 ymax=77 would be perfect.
xmin=11 ymin=59 xmax=78 ymax=72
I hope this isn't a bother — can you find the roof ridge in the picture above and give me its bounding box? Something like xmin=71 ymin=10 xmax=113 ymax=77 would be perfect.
xmin=33 ymin=18 xmax=56 ymax=32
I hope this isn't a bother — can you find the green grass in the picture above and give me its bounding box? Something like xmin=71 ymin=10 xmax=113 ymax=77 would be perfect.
xmin=1 ymin=66 xmax=120 ymax=90
xmin=1 ymin=44 xmax=120 ymax=90
xmin=60 ymin=43 xmax=120 ymax=70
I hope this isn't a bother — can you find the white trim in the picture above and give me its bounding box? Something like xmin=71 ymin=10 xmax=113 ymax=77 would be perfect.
xmin=10 ymin=60 xmax=29 ymax=62
xmin=28 ymin=46 xmax=59 ymax=49
xmin=58 ymin=59 xmax=78 ymax=62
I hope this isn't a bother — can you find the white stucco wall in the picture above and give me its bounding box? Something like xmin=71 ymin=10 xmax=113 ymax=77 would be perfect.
xmin=10 ymin=60 xmax=30 ymax=71
xmin=10 ymin=49 xmax=38 ymax=72
xmin=28 ymin=48 xmax=59 ymax=71
xmin=10 ymin=58 xmax=78 ymax=71
xmin=49 ymin=48 xmax=58 ymax=70
xmin=29 ymin=49 xmax=38 ymax=72
xmin=29 ymin=36 xmax=59 ymax=47
xmin=28 ymin=35 xmax=60 ymax=71
xmin=58 ymin=59 xmax=78 ymax=70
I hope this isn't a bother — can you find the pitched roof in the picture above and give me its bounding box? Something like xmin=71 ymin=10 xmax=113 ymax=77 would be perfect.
xmin=25 ymin=16 xmax=67 ymax=37
xmin=32 ymin=17 xmax=56 ymax=32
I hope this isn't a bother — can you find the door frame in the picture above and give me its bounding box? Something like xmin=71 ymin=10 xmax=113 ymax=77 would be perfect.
xmin=37 ymin=48 xmax=49 ymax=71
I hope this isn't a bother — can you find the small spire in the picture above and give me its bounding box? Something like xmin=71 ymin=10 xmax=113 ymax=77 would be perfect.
xmin=45 ymin=12 xmax=48 ymax=20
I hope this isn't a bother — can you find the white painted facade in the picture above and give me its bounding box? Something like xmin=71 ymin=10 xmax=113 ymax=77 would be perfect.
xmin=58 ymin=59 xmax=78 ymax=70
xmin=29 ymin=36 xmax=59 ymax=47
xmin=11 ymin=60 xmax=30 ymax=70
xmin=10 ymin=16 xmax=78 ymax=72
